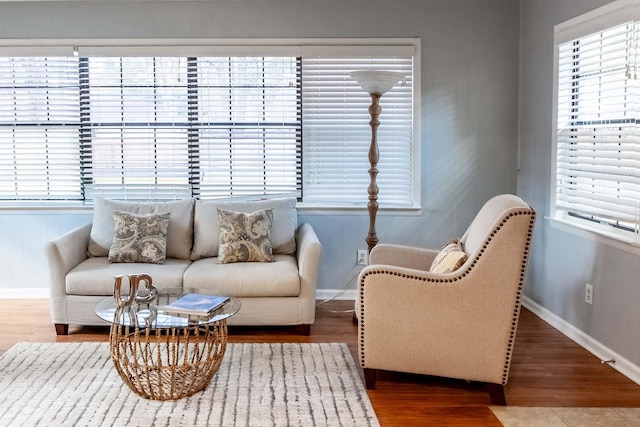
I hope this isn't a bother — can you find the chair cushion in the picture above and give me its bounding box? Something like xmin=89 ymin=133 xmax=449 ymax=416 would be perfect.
xmin=217 ymin=208 xmax=274 ymax=264
xmin=66 ymin=257 xmax=191 ymax=296
xmin=429 ymin=239 xmax=467 ymax=274
xmin=108 ymin=211 xmax=170 ymax=264
xmin=88 ymin=196 xmax=195 ymax=260
xmin=191 ymin=197 xmax=297 ymax=260
xmin=184 ymin=255 xmax=300 ymax=297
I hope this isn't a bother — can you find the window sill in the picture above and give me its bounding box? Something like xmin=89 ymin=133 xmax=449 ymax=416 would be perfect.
xmin=0 ymin=203 xmax=91 ymax=215
xmin=547 ymin=216 xmax=640 ymax=256
xmin=0 ymin=202 xmax=422 ymax=217
xmin=296 ymin=204 xmax=421 ymax=216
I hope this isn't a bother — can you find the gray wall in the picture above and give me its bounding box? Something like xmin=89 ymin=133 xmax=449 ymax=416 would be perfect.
xmin=0 ymin=0 xmax=520 ymax=293
xmin=519 ymin=0 xmax=640 ymax=367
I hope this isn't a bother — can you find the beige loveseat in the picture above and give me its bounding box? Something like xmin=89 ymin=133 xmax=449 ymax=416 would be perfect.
xmin=46 ymin=197 xmax=322 ymax=335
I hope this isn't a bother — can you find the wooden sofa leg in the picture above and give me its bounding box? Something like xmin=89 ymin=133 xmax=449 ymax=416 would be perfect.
xmin=487 ymin=383 xmax=507 ymax=406
xmin=294 ymin=324 xmax=311 ymax=335
xmin=54 ymin=323 xmax=69 ymax=336
xmin=364 ymin=368 xmax=377 ymax=389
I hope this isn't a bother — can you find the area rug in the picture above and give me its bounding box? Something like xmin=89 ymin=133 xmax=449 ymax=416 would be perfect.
xmin=0 ymin=342 xmax=379 ymax=427
xmin=491 ymin=406 xmax=640 ymax=426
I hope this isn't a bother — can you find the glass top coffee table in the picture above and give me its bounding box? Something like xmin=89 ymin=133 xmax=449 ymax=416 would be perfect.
xmin=96 ymin=291 xmax=240 ymax=401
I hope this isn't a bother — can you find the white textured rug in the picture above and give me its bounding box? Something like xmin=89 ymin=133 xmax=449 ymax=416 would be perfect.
xmin=0 ymin=342 xmax=379 ymax=427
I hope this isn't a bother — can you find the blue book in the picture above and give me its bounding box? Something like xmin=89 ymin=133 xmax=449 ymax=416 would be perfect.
xmin=164 ymin=293 xmax=230 ymax=317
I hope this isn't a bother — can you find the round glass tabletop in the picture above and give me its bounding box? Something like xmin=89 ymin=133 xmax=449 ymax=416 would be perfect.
xmin=95 ymin=290 xmax=241 ymax=329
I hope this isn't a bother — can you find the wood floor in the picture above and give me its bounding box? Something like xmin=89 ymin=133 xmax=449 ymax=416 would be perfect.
xmin=2 ymin=299 xmax=640 ymax=426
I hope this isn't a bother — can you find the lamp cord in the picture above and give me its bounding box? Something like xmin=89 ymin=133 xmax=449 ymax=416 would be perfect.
xmin=315 ymin=269 xmax=362 ymax=314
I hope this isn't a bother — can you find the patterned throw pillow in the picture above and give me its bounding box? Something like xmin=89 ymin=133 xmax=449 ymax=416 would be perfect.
xmin=429 ymin=239 xmax=467 ymax=274
xmin=217 ymin=208 xmax=274 ymax=264
xmin=108 ymin=211 xmax=170 ymax=264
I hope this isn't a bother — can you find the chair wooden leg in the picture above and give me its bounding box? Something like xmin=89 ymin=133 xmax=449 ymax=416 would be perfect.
xmin=487 ymin=383 xmax=507 ymax=406
xmin=364 ymin=368 xmax=377 ymax=389
xmin=54 ymin=323 xmax=69 ymax=336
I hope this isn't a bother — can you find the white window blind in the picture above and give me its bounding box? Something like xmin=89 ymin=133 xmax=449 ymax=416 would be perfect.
xmin=0 ymin=41 xmax=418 ymax=207
xmin=193 ymin=57 xmax=301 ymax=199
xmin=81 ymin=56 xmax=301 ymax=201
xmin=0 ymin=57 xmax=81 ymax=201
xmin=555 ymin=10 xmax=640 ymax=244
xmin=80 ymin=57 xmax=191 ymax=200
xmin=302 ymin=56 xmax=413 ymax=207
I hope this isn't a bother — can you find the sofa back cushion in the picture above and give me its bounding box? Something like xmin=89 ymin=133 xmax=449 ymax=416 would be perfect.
xmin=191 ymin=197 xmax=297 ymax=260
xmin=87 ymin=196 xmax=195 ymax=260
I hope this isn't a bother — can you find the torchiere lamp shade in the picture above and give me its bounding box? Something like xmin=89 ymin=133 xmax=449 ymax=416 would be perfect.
xmin=349 ymin=70 xmax=406 ymax=95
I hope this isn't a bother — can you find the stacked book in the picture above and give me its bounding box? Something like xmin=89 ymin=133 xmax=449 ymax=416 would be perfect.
xmin=164 ymin=293 xmax=230 ymax=320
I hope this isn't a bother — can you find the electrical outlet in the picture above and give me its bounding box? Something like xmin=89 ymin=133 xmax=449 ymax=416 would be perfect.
xmin=585 ymin=283 xmax=594 ymax=305
xmin=357 ymin=249 xmax=368 ymax=265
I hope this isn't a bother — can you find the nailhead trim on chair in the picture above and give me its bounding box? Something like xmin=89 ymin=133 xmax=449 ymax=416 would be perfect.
xmin=358 ymin=206 xmax=537 ymax=382
xmin=501 ymin=209 xmax=536 ymax=385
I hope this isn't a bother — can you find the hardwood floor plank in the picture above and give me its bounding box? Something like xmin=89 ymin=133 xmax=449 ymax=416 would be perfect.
xmin=1 ymin=299 xmax=640 ymax=426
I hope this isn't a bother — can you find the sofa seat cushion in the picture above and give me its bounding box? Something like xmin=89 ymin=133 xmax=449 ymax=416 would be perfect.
xmin=184 ymin=254 xmax=300 ymax=297
xmin=66 ymin=257 xmax=191 ymax=296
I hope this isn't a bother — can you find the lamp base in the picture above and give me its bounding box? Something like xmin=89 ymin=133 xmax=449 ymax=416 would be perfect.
xmin=366 ymin=234 xmax=378 ymax=253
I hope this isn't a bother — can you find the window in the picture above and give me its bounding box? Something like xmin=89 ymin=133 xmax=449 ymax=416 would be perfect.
xmin=553 ymin=1 xmax=640 ymax=245
xmin=302 ymin=55 xmax=414 ymax=207
xmin=80 ymin=56 xmax=301 ymax=200
xmin=0 ymin=57 xmax=81 ymax=201
xmin=0 ymin=41 xmax=417 ymax=208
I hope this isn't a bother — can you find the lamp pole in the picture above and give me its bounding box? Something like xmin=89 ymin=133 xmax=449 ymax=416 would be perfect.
xmin=366 ymin=93 xmax=382 ymax=253
xmin=349 ymin=71 xmax=405 ymax=253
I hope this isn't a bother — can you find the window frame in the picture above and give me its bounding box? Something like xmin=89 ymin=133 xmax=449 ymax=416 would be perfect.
xmin=551 ymin=0 xmax=640 ymax=247
xmin=0 ymin=38 xmax=421 ymax=212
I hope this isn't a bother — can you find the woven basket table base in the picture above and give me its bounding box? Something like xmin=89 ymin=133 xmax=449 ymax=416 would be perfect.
xmin=109 ymin=319 xmax=228 ymax=400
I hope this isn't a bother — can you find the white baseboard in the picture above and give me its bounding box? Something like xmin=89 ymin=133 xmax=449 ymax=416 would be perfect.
xmin=523 ymin=296 xmax=640 ymax=385
xmin=316 ymin=289 xmax=357 ymax=301
xmin=1 ymin=288 xmax=49 ymax=298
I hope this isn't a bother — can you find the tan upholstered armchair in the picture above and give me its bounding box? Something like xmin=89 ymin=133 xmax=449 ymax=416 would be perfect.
xmin=356 ymin=194 xmax=535 ymax=405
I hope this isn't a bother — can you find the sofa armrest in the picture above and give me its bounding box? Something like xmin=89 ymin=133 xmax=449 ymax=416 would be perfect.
xmin=296 ymin=222 xmax=322 ymax=278
xmin=295 ymin=223 xmax=322 ymax=323
xmin=45 ymin=223 xmax=92 ymax=299
xmin=369 ymin=243 xmax=439 ymax=271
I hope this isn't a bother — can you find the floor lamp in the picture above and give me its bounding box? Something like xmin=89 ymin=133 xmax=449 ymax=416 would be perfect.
xmin=349 ymin=70 xmax=406 ymax=252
